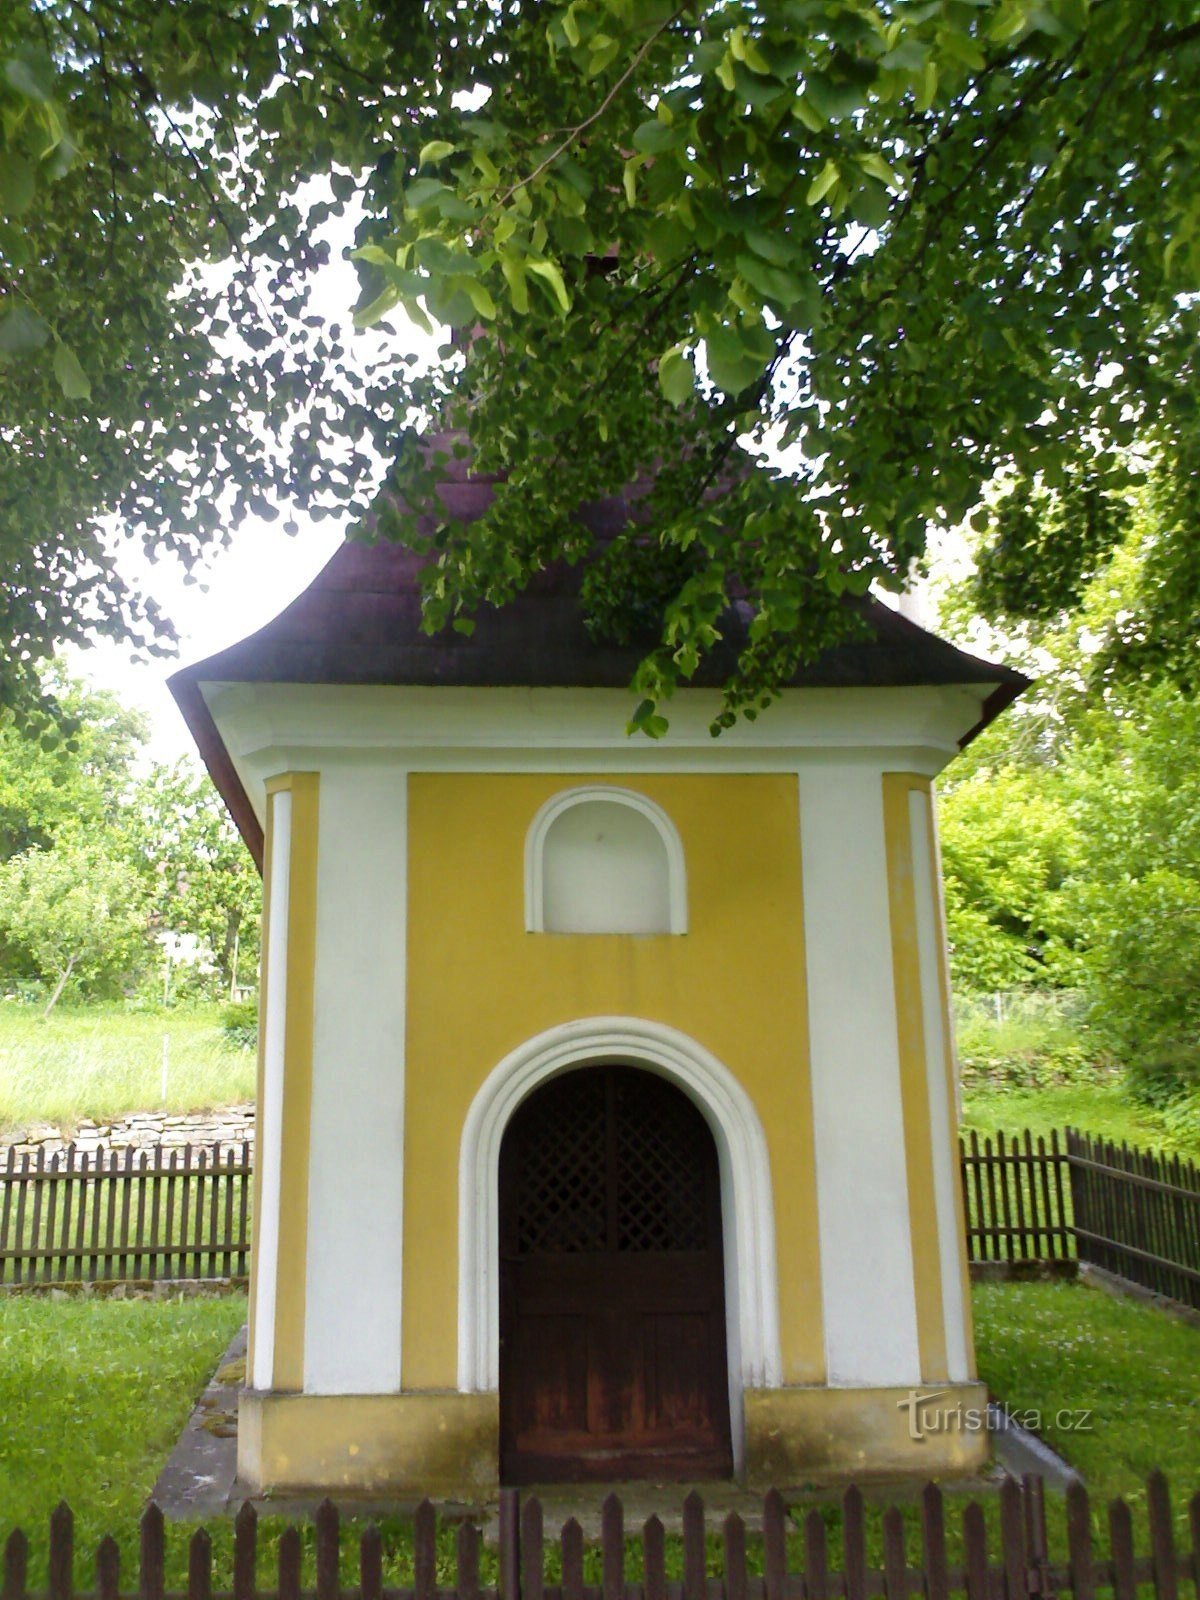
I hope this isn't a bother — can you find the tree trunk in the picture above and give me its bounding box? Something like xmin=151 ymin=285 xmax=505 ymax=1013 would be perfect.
xmin=43 ymin=954 xmax=77 ymax=1019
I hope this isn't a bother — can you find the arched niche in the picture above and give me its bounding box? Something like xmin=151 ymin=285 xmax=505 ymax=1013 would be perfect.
xmin=525 ymin=786 xmax=687 ymax=934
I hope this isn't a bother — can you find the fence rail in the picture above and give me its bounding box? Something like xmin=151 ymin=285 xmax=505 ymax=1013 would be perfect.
xmin=2 ymin=1476 xmax=1197 ymax=1600
xmin=956 ymin=1127 xmax=1200 ymax=1312
xmin=1067 ymin=1129 xmax=1200 ymax=1310
xmin=0 ymin=1142 xmax=251 ymax=1286
xmin=959 ymin=1130 xmax=1073 ymax=1264
xmin=1 ymin=1130 xmax=1198 ymax=1311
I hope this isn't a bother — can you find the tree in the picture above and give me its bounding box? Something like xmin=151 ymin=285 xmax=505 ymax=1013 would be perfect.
xmin=938 ymin=762 xmax=1079 ymax=993
xmin=0 ymin=835 xmax=149 ymax=1011
xmin=129 ymin=761 xmax=261 ymax=995
xmin=0 ymin=674 xmax=146 ymax=860
xmin=1066 ymin=688 xmax=1200 ymax=1098
xmin=0 ymin=670 xmax=259 ymax=997
xmin=936 ymin=492 xmax=1200 ymax=1107
xmin=4 ymin=3 xmax=1199 ymax=729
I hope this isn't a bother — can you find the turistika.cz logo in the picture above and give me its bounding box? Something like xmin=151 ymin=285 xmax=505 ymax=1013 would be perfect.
xmin=897 ymin=1389 xmax=1094 ymax=1442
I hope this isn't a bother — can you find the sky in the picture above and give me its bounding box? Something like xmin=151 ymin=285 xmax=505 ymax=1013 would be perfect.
xmin=66 ymin=515 xmax=345 ymax=763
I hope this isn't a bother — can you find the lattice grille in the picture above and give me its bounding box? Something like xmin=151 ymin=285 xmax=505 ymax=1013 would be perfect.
xmin=509 ymin=1068 xmax=712 ymax=1256
xmin=512 ymin=1072 xmax=607 ymax=1253
xmin=615 ymin=1074 xmax=708 ymax=1252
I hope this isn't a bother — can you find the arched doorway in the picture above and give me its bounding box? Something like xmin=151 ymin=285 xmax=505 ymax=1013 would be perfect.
xmin=498 ymin=1065 xmax=733 ymax=1482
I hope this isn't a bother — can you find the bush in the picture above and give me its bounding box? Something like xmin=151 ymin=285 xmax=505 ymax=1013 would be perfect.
xmin=954 ymin=990 xmax=1114 ymax=1091
xmin=220 ymin=998 xmax=258 ymax=1051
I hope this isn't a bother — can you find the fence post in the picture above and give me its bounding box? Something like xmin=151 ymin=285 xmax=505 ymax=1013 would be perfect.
xmin=498 ymin=1487 xmax=521 ymax=1600
xmin=1066 ymin=1129 xmax=1088 ymax=1268
xmin=48 ymin=1505 xmax=72 ymax=1600
xmin=3 ymin=1529 xmax=28 ymax=1600
xmin=1023 ymin=1475 xmax=1050 ymax=1599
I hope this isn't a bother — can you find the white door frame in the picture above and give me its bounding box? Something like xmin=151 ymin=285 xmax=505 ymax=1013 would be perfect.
xmin=457 ymin=1016 xmax=782 ymax=1468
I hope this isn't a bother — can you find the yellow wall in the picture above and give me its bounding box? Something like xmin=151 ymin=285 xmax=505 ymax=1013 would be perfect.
xmin=403 ymin=773 xmax=823 ymax=1388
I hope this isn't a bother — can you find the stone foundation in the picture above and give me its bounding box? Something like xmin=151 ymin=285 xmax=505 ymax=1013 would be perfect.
xmin=237 ymin=1391 xmax=500 ymax=1499
xmin=238 ymin=1382 xmax=990 ymax=1497
xmin=744 ymin=1382 xmax=991 ymax=1484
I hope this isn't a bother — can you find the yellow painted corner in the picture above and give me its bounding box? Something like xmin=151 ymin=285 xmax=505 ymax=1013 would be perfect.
xmin=883 ymin=772 xmax=947 ymax=1384
xmin=271 ymin=772 xmax=320 ymax=1392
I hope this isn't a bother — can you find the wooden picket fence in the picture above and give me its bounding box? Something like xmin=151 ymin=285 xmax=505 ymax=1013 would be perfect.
xmin=0 ymin=1143 xmax=251 ymax=1286
xmin=1 ymin=1130 xmax=1198 ymax=1311
xmin=958 ymin=1129 xmax=1200 ymax=1311
xmin=959 ymin=1130 xmax=1073 ymax=1264
xmin=1067 ymin=1130 xmax=1200 ymax=1310
xmin=2 ymin=1475 xmax=1197 ymax=1600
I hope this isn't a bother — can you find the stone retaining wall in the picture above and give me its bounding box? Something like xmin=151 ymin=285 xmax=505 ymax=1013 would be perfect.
xmin=1 ymin=1103 xmax=256 ymax=1158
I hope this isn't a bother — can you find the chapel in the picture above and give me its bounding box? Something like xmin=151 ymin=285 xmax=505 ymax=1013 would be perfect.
xmin=171 ymin=438 xmax=1025 ymax=1495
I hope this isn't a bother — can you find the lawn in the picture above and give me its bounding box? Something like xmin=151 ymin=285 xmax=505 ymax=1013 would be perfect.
xmin=0 ymin=1003 xmax=255 ymax=1133
xmin=0 ymin=1279 xmax=1197 ymax=1585
xmin=974 ymin=1278 xmax=1200 ymax=1527
xmin=960 ymin=1079 xmax=1197 ymax=1157
xmin=0 ymin=1290 xmax=246 ymax=1575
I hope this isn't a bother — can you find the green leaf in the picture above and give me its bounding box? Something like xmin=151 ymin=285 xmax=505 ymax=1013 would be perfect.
xmin=0 ymin=305 xmax=50 ymax=357
xmin=527 ymin=258 xmax=571 ymax=313
xmin=561 ymin=4 xmax=582 ymax=48
xmin=351 ymin=244 xmax=397 ymax=268
xmin=658 ymin=346 xmax=695 ymax=406
xmin=803 ymin=73 xmax=868 ymax=122
xmin=857 ymin=152 xmax=900 ymax=189
xmin=500 ymin=256 xmax=530 ymax=313
xmin=52 ymin=343 xmax=91 ymax=400
xmin=0 ymin=152 xmax=36 ymax=218
xmin=806 ymin=160 xmax=841 ymax=206
xmin=418 ymin=140 xmax=457 ymax=167
xmin=705 ymin=322 xmax=772 ymax=396
xmin=352 ymin=283 xmax=401 ymax=329
xmin=587 ymin=33 xmax=621 ymax=77
xmin=743 ymin=227 xmax=797 ymax=267
xmin=881 ymin=36 xmax=928 ymax=72
xmin=735 ymin=253 xmax=807 ymax=309
xmin=623 ymin=156 xmax=643 ymax=207
xmin=3 ymin=53 xmax=54 ymax=103
xmin=456 ymin=275 xmax=497 ymax=320
xmin=632 ymin=119 xmax=680 ymax=156
xmin=403 ymin=178 xmax=450 ymax=212
xmin=728 ymin=26 xmax=772 ymax=74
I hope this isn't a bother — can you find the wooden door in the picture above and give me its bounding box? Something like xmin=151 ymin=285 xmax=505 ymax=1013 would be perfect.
xmin=499 ymin=1066 xmax=733 ymax=1483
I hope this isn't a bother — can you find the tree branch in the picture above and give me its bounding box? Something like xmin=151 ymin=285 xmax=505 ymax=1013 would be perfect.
xmin=497 ymin=7 xmax=685 ymax=205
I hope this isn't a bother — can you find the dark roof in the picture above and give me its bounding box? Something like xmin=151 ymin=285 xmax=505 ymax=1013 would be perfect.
xmin=170 ymin=445 xmax=1028 ymax=868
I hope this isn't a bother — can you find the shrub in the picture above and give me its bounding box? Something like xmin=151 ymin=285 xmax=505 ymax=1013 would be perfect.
xmin=954 ymin=991 xmax=1114 ymax=1091
xmin=220 ymin=998 xmax=258 ymax=1051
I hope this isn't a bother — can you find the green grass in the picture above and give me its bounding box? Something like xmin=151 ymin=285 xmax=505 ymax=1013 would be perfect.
xmin=960 ymin=1079 xmax=1199 ymax=1156
xmin=0 ymin=1281 xmax=1198 ymax=1583
xmin=0 ymin=1290 xmax=247 ymax=1574
xmin=0 ymin=1003 xmax=255 ymax=1132
xmin=974 ymin=1277 xmax=1200 ymax=1530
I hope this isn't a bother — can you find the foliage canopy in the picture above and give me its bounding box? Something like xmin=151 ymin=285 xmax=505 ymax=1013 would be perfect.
xmin=0 ymin=678 xmax=259 ymax=1002
xmin=936 ymin=497 xmax=1200 ymax=1125
xmin=3 ymin=1 xmax=1199 ymax=726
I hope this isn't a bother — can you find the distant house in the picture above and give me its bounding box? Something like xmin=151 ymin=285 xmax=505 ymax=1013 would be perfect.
xmin=171 ymin=445 xmax=1025 ymax=1495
